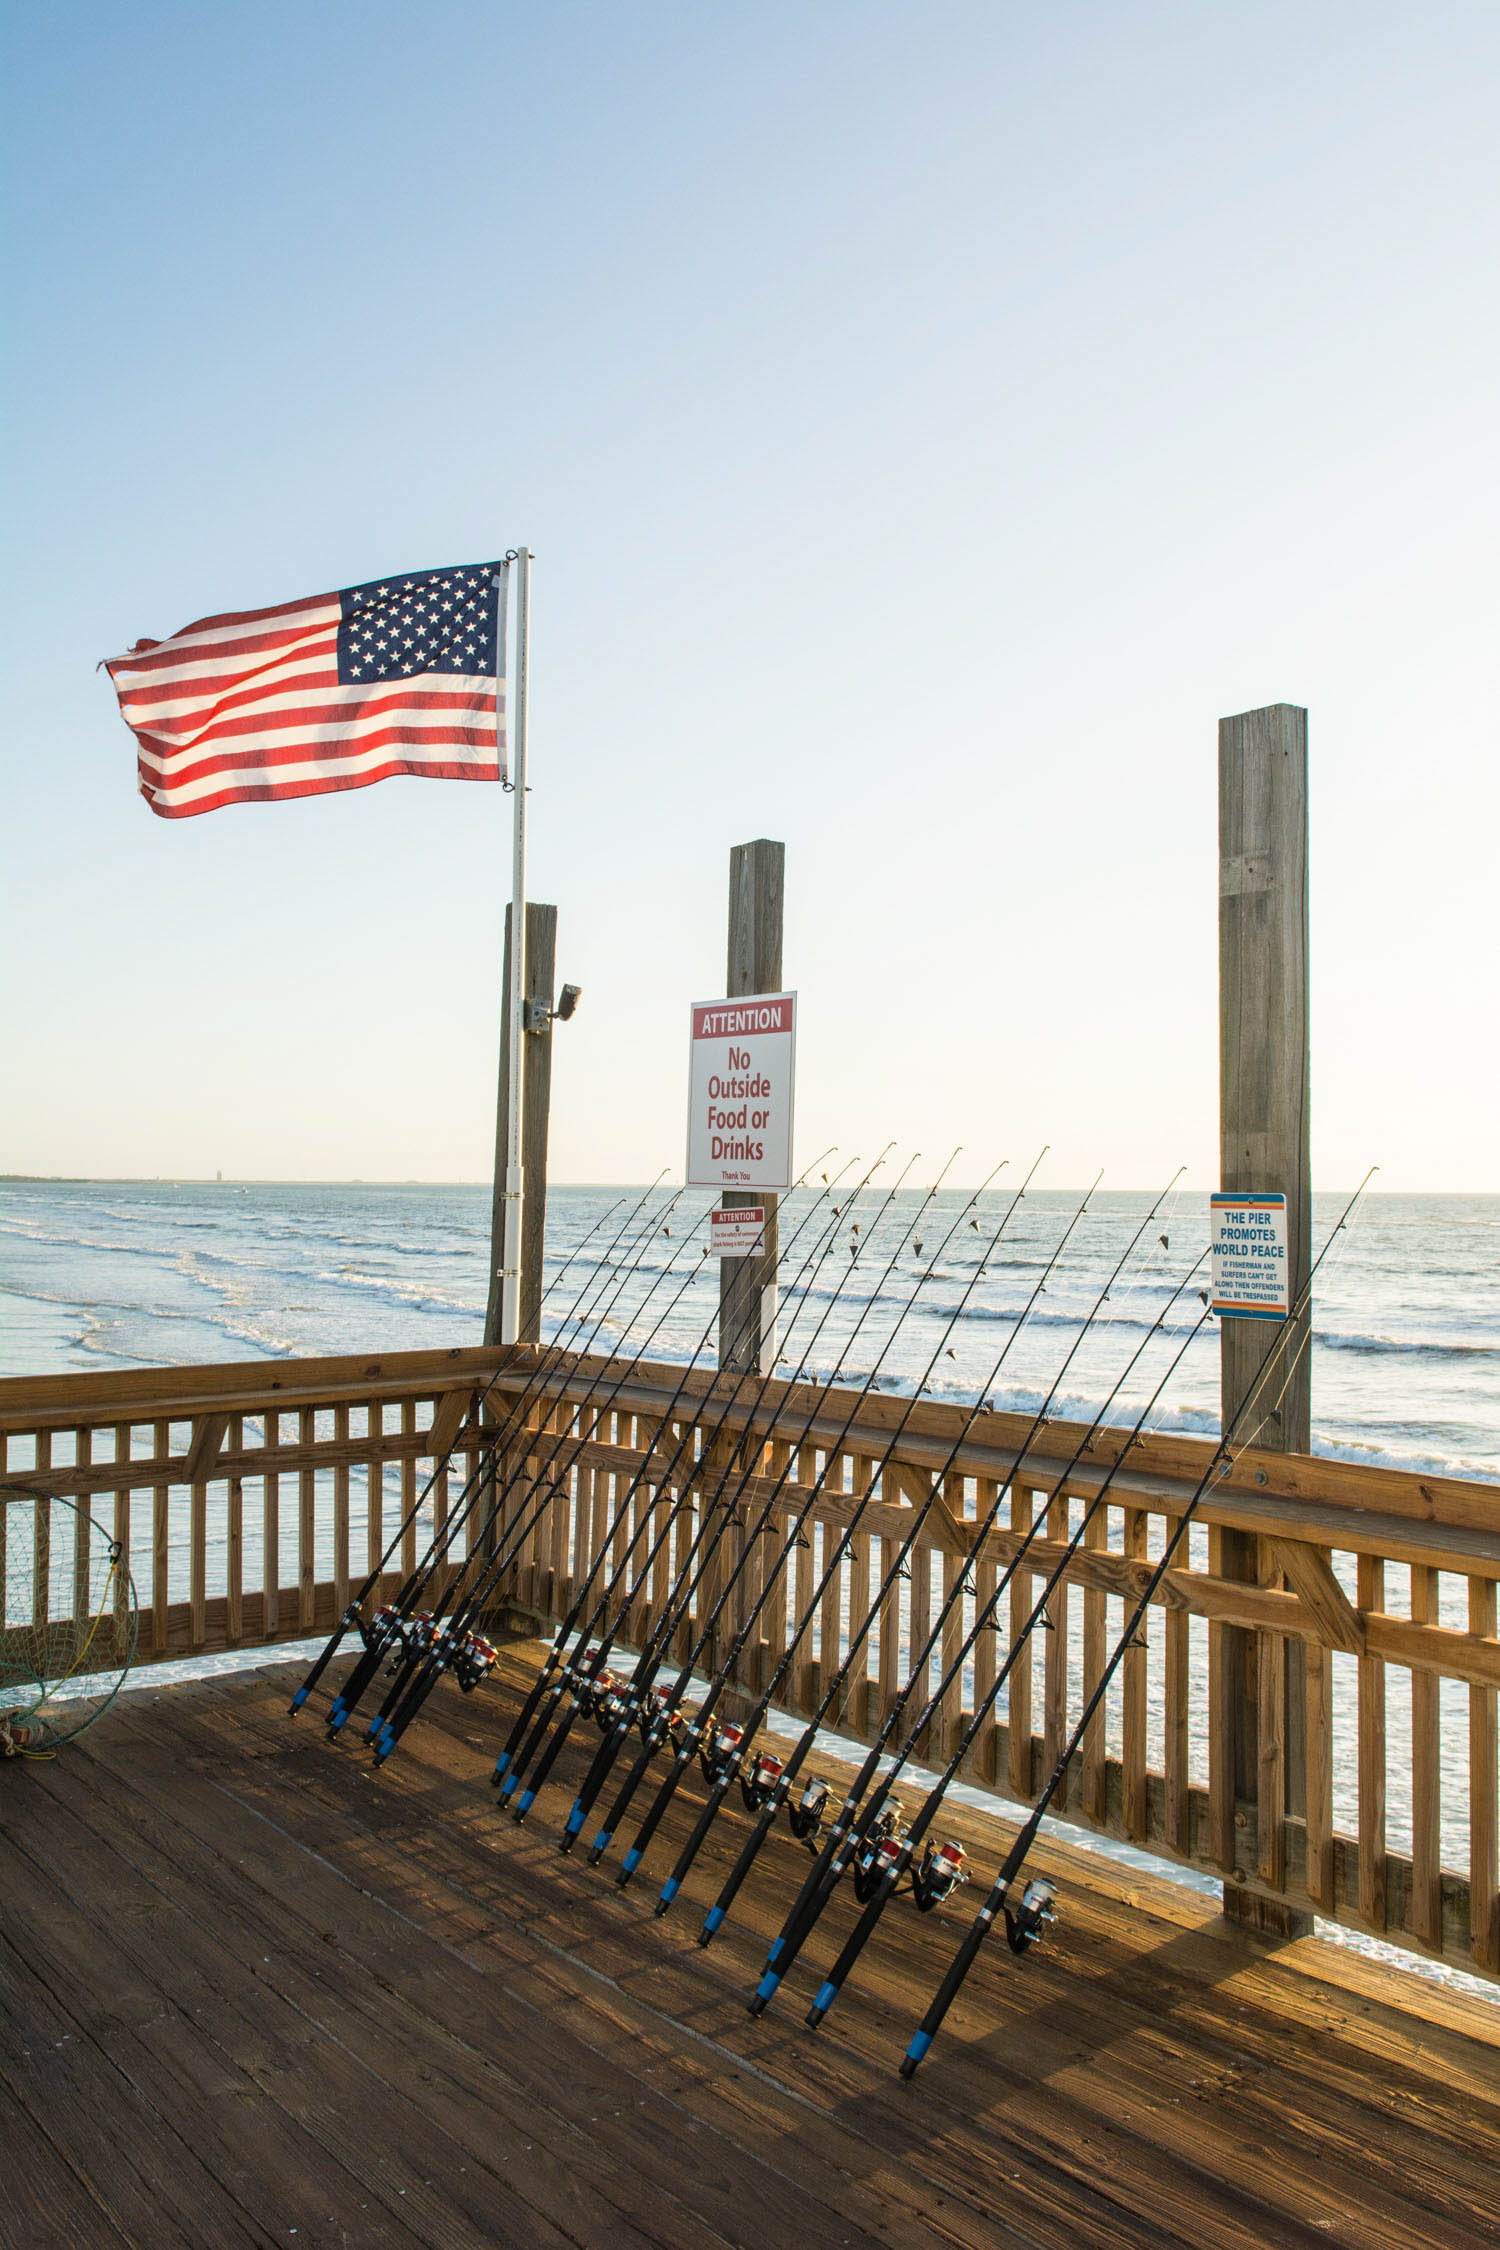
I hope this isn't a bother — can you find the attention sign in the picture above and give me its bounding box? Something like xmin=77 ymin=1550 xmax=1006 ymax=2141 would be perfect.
xmin=1210 ymin=1192 xmax=1290 ymax=1320
xmin=686 ymin=991 xmax=797 ymax=1191
xmin=710 ymin=1206 xmax=767 ymax=1258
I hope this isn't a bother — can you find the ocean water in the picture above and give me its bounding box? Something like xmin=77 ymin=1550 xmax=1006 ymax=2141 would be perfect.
xmin=2 ymin=1177 xmax=1496 ymax=1482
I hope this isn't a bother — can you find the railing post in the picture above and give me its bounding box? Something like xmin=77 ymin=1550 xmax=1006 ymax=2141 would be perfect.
xmin=1218 ymin=702 xmax=1314 ymax=1937
xmin=718 ymin=839 xmax=784 ymax=1376
xmin=486 ymin=900 xmax=557 ymax=1347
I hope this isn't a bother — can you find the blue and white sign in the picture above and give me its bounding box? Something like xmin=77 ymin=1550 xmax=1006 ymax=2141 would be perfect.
xmin=1210 ymin=1191 xmax=1290 ymax=1320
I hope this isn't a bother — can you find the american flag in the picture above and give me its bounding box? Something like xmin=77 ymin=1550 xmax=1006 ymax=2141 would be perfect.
xmin=104 ymin=561 xmax=506 ymax=818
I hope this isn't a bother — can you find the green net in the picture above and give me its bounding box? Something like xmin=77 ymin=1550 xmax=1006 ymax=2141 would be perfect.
xmin=1 ymin=1489 xmax=139 ymax=1757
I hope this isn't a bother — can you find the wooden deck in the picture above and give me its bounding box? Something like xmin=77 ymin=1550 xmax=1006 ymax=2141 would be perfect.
xmin=2 ymin=1641 xmax=1497 ymax=2250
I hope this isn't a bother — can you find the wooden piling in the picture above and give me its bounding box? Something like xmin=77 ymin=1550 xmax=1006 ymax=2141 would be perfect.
xmin=486 ymin=900 xmax=557 ymax=1347
xmin=1217 ymin=702 xmax=1313 ymax=1937
xmin=718 ymin=839 xmax=784 ymax=1376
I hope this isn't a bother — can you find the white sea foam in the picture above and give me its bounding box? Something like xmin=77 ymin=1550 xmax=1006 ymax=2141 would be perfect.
xmin=3 ymin=1183 xmax=1497 ymax=1482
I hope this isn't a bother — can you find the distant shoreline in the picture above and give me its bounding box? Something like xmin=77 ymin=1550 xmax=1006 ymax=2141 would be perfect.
xmin=4 ymin=1177 xmax=1495 ymax=1197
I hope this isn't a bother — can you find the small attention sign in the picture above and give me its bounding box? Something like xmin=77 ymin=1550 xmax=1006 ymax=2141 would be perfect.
xmin=1210 ymin=1192 xmax=1290 ymax=1320
xmin=686 ymin=991 xmax=797 ymax=1191
xmin=710 ymin=1206 xmax=767 ymax=1258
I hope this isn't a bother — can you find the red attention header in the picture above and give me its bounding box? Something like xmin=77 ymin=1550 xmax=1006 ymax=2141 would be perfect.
xmin=692 ymin=997 xmax=793 ymax=1040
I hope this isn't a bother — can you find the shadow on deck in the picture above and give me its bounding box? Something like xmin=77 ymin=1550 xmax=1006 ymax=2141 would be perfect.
xmin=2 ymin=1639 xmax=1496 ymax=2250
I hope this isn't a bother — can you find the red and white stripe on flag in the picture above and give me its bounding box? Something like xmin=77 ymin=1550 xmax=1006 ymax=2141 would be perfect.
xmin=104 ymin=561 xmax=506 ymax=818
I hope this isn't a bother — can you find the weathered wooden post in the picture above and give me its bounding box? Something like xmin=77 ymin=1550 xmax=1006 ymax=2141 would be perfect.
xmin=718 ymin=838 xmax=784 ymax=1375
xmin=1216 ymin=703 xmax=1313 ymax=1935
xmin=486 ymin=900 xmax=557 ymax=1347
xmin=703 ymin=839 xmax=784 ymax=1703
xmin=478 ymin=900 xmax=557 ymax=1587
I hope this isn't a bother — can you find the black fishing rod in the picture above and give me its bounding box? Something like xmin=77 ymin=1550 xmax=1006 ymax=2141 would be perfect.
xmin=288 ymin=1184 xmax=646 ymax=1721
xmin=799 ymin=1271 xmax=1215 ymax=2032
xmin=898 ymin=1173 xmax=1376 ymax=2081
xmin=696 ymin=1166 xmax=1101 ymax=1959
xmin=564 ymin=1152 xmax=950 ymax=1862
xmin=748 ymin=1170 xmax=1189 ymax=2012
xmin=363 ymin=1181 xmax=755 ymax=1760
xmin=321 ymin=1178 xmax=690 ymax=1739
xmin=508 ymin=1150 xmax=915 ymax=1827
xmin=595 ymin=1154 xmax=978 ymax=1886
xmin=651 ymin=1149 xmax=1052 ymax=1918
xmin=375 ymin=1149 xmax=852 ymax=1767
xmin=488 ymin=1151 xmax=866 ymax=1798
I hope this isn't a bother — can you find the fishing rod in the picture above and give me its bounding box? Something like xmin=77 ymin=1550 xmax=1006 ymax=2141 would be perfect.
xmin=898 ymin=1172 xmax=1377 ymax=2081
xmin=506 ymin=1150 xmax=917 ymax=1828
xmin=288 ymin=1184 xmax=647 ymax=1720
xmin=562 ymin=1152 xmax=950 ymax=1860
xmin=319 ymin=1178 xmax=692 ymax=1739
xmin=594 ymin=1153 xmax=980 ymax=1886
xmin=372 ymin=1149 xmax=852 ymax=1765
xmin=488 ymin=1151 xmax=868 ymax=1798
xmin=651 ymin=1149 xmax=1053 ymax=1918
xmin=362 ymin=1180 xmax=760 ymax=1760
xmin=748 ymin=1170 xmax=1190 ymax=2011
xmin=798 ymin=1269 xmax=1216 ymax=2032
xmin=696 ymin=1164 xmax=1101 ymax=1958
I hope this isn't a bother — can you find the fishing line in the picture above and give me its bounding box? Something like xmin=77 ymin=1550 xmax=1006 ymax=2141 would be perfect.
xmin=594 ymin=1155 xmax=986 ymax=1883
xmin=898 ymin=1168 xmax=1379 ymax=2082
xmin=512 ymin=1151 xmax=928 ymax=1832
xmin=485 ymin=1150 xmax=875 ymax=1799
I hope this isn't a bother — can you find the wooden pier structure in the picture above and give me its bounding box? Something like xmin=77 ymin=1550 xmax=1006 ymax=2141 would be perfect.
xmin=3 ymin=1340 xmax=1499 ymax=2243
xmin=4 ymin=1641 xmax=1498 ymax=2250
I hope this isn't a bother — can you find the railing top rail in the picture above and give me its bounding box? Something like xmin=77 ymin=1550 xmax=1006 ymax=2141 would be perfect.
xmin=0 ymin=1343 xmax=524 ymax=1430
xmin=485 ymin=1346 xmax=1499 ymax=1530
xmin=2 ymin=1344 xmax=1494 ymax=1566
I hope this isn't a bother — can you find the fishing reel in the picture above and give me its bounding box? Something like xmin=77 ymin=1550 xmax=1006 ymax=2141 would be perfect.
xmin=377 ymin=1609 xmax=437 ymax=1672
xmin=450 ymin=1631 xmax=499 ymax=1694
xmin=851 ymin=1803 xmax=907 ymax=1903
xmin=787 ymin=1774 xmax=830 ymax=1843
xmin=911 ymin=1839 xmax=967 ymax=1912
xmin=590 ymin=1677 xmax=632 ymax=1732
xmin=1003 ymin=1877 xmax=1058 ymax=1955
xmin=571 ymin=1650 xmax=616 ymax=1724
xmin=636 ymin=1685 xmax=686 ymax=1755
xmin=698 ymin=1719 xmax=745 ymax=1785
xmin=738 ymin=1749 xmax=784 ymax=1813
xmin=571 ymin=1665 xmax=620 ymax=1728
xmin=361 ymin=1603 xmax=408 ymax=1658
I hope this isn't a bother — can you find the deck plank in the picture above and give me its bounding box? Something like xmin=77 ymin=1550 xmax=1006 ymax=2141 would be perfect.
xmin=1 ymin=1645 xmax=1496 ymax=2250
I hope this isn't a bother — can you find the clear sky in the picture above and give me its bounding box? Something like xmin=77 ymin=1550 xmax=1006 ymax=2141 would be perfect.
xmin=3 ymin=2 xmax=1496 ymax=1191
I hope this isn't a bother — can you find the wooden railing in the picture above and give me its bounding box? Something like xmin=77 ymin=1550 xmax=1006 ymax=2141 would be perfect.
xmin=3 ymin=1344 xmax=1496 ymax=1982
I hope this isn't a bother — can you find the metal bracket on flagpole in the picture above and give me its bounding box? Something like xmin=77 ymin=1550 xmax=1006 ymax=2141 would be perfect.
xmin=499 ymin=549 xmax=531 ymax=1347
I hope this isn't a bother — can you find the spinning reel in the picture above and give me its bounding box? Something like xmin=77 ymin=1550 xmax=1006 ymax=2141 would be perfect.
xmin=786 ymin=1773 xmax=830 ymax=1844
xmin=449 ymin=1630 xmax=499 ymax=1694
xmin=636 ymin=1684 xmax=687 ymax=1755
xmin=572 ymin=1650 xmax=622 ymax=1726
xmin=738 ymin=1748 xmax=784 ymax=1813
xmin=697 ymin=1717 xmax=745 ymax=1784
xmin=1003 ymin=1877 xmax=1058 ymax=1954
xmin=361 ymin=1606 xmax=438 ymax=1679
xmin=911 ymin=1838 xmax=967 ymax=1912
xmin=851 ymin=1801 xmax=907 ymax=1902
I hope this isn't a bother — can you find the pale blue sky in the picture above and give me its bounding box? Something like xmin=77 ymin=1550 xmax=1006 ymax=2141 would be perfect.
xmin=3 ymin=2 xmax=1496 ymax=1189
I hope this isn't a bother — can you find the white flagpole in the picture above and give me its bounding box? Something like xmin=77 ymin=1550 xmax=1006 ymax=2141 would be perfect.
xmin=500 ymin=548 xmax=531 ymax=1346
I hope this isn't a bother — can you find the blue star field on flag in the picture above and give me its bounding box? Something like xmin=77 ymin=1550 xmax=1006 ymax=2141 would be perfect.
xmin=337 ymin=562 xmax=503 ymax=685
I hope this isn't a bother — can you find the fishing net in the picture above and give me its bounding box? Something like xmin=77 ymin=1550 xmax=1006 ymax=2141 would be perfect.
xmin=1 ymin=1489 xmax=139 ymax=1758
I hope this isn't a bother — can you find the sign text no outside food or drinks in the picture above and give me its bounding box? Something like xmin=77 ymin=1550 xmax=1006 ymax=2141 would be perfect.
xmin=686 ymin=992 xmax=797 ymax=1192
xmin=1210 ymin=1192 xmax=1289 ymax=1320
